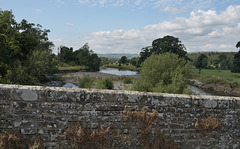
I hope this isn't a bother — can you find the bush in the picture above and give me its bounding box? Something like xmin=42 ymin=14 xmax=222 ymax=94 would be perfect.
xmin=96 ymin=78 xmax=114 ymax=89
xmin=123 ymin=77 xmax=133 ymax=84
xmin=78 ymin=75 xmax=94 ymax=88
xmin=133 ymin=53 xmax=190 ymax=94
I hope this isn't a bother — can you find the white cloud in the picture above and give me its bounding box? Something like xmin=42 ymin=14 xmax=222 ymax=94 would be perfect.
xmin=66 ymin=22 xmax=74 ymax=26
xmin=56 ymin=0 xmax=64 ymax=5
xmin=52 ymin=5 xmax=240 ymax=54
xmin=160 ymin=6 xmax=184 ymax=14
xmin=35 ymin=9 xmax=41 ymax=12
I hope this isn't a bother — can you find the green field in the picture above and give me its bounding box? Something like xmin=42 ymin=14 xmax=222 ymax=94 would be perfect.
xmin=191 ymin=68 xmax=240 ymax=82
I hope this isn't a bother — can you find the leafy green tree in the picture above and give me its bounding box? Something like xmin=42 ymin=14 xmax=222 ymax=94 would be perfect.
xmin=130 ymin=57 xmax=140 ymax=67
xmin=27 ymin=50 xmax=58 ymax=82
xmin=139 ymin=35 xmax=188 ymax=65
xmin=152 ymin=35 xmax=187 ymax=58
xmin=139 ymin=46 xmax=152 ymax=66
xmin=133 ymin=53 xmax=190 ymax=94
xmin=194 ymin=54 xmax=208 ymax=74
xmin=231 ymin=42 xmax=240 ymax=73
xmin=119 ymin=56 xmax=127 ymax=64
xmin=236 ymin=41 xmax=240 ymax=48
xmin=0 ymin=9 xmax=56 ymax=84
xmin=74 ymin=43 xmax=100 ymax=71
xmin=59 ymin=46 xmax=74 ymax=64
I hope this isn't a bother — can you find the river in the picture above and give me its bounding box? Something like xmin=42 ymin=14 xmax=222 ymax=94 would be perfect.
xmin=99 ymin=68 xmax=138 ymax=76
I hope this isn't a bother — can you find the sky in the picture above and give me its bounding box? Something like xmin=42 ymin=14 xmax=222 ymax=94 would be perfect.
xmin=1 ymin=0 xmax=240 ymax=54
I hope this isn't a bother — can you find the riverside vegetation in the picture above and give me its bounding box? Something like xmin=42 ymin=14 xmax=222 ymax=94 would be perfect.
xmin=1 ymin=9 xmax=240 ymax=96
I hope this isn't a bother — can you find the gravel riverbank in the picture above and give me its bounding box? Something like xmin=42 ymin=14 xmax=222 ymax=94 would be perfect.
xmin=61 ymin=71 xmax=138 ymax=90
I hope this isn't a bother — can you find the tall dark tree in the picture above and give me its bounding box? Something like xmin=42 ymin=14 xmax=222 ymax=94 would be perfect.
xmin=138 ymin=46 xmax=152 ymax=66
xmin=194 ymin=54 xmax=208 ymax=74
xmin=59 ymin=46 xmax=73 ymax=63
xmin=138 ymin=35 xmax=188 ymax=66
xmin=152 ymin=35 xmax=187 ymax=58
xmin=119 ymin=56 xmax=127 ymax=64
xmin=231 ymin=41 xmax=240 ymax=73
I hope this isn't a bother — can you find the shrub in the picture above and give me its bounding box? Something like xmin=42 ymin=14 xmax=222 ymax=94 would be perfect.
xmin=133 ymin=53 xmax=190 ymax=94
xmin=78 ymin=75 xmax=94 ymax=88
xmin=96 ymin=78 xmax=114 ymax=89
xmin=123 ymin=77 xmax=132 ymax=84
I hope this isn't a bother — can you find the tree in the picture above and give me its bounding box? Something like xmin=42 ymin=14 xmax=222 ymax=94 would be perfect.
xmin=139 ymin=46 xmax=152 ymax=66
xmin=119 ymin=56 xmax=127 ymax=64
xmin=152 ymin=35 xmax=187 ymax=58
xmin=236 ymin=41 xmax=240 ymax=48
xmin=130 ymin=57 xmax=140 ymax=67
xmin=231 ymin=42 xmax=240 ymax=73
xmin=194 ymin=54 xmax=208 ymax=74
xmin=138 ymin=35 xmax=188 ymax=65
xmin=59 ymin=46 xmax=74 ymax=64
xmin=0 ymin=9 xmax=56 ymax=84
xmin=74 ymin=43 xmax=100 ymax=71
xmin=133 ymin=53 xmax=190 ymax=94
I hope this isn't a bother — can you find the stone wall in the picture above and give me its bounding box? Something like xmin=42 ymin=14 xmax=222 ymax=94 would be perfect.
xmin=0 ymin=83 xmax=240 ymax=148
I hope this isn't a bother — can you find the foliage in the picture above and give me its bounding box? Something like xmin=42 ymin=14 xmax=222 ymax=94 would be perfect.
xmin=194 ymin=54 xmax=208 ymax=74
xmin=231 ymin=50 xmax=240 ymax=73
xmin=123 ymin=77 xmax=133 ymax=84
xmin=133 ymin=53 xmax=190 ymax=94
xmin=188 ymin=52 xmax=235 ymax=70
xmin=58 ymin=46 xmax=74 ymax=64
xmin=58 ymin=43 xmax=101 ymax=71
xmin=130 ymin=57 xmax=140 ymax=67
xmin=96 ymin=78 xmax=114 ymax=89
xmin=78 ymin=75 xmax=95 ymax=88
xmin=27 ymin=50 xmax=58 ymax=82
xmin=99 ymin=57 xmax=117 ymax=66
xmin=0 ymin=9 xmax=55 ymax=84
xmin=236 ymin=41 xmax=240 ymax=48
xmin=139 ymin=35 xmax=188 ymax=65
xmin=119 ymin=56 xmax=128 ymax=64
xmin=58 ymin=66 xmax=87 ymax=72
xmin=104 ymin=63 xmax=138 ymax=71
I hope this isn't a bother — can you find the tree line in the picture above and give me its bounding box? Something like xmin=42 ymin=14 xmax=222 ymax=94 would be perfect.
xmin=58 ymin=43 xmax=100 ymax=71
xmin=0 ymin=10 xmax=100 ymax=85
xmin=191 ymin=42 xmax=240 ymax=73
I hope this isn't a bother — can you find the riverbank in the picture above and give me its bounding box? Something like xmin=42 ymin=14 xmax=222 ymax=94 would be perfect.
xmin=189 ymin=79 xmax=240 ymax=97
xmin=61 ymin=71 xmax=138 ymax=90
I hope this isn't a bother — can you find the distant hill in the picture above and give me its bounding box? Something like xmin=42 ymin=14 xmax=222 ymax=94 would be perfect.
xmin=98 ymin=53 xmax=139 ymax=59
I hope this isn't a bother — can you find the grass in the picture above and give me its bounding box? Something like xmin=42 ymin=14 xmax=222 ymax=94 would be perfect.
xmin=58 ymin=66 xmax=87 ymax=72
xmin=191 ymin=68 xmax=240 ymax=83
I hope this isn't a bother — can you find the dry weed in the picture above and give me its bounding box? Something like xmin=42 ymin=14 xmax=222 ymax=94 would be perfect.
xmin=195 ymin=116 xmax=221 ymax=133
xmin=121 ymin=108 xmax=177 ymax=149
xmin=0 ymin=132 xmax=23 ymax=149
xmin=64 ymin=123 xmax=111 ymax=149
xmin=29 ymin=136 xmax=44 ymax=149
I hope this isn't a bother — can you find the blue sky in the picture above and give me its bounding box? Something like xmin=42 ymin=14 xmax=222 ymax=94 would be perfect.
xmin=1 ymin=0 xmax=240 ymax=54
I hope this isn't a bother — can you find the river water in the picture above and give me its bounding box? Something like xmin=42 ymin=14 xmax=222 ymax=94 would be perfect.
xmin=99 ymin=68 xmax=138 ymax=76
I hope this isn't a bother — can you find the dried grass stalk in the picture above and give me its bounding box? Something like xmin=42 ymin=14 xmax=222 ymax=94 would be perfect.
xmin=64 ymin=123 xmax=111 ymax=148
xmin=195 ymin=116 xmax=221 ymax=133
